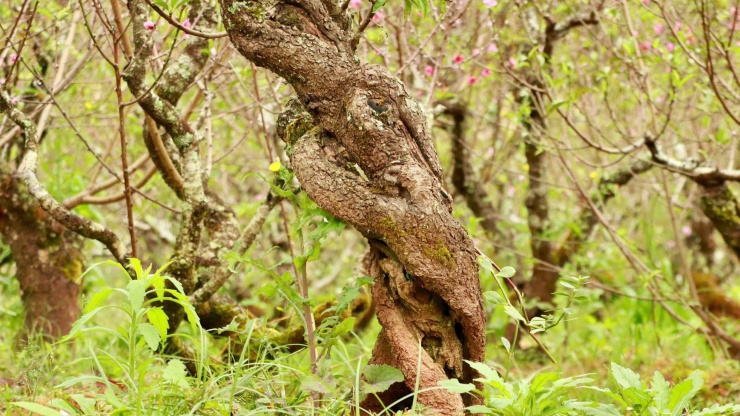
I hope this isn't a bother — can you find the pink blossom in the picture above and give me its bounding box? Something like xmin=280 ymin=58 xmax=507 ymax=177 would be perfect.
xmin=350 ymin=0 xmax=361 ymax=9
xmin=182 ymin=18 xmax=191 ymax=38
xmin=674 ymin=22 xmax=683 ymax=32
xmin=424 ymin=65 xmax=434 ymax=76
xmin=517 ymin=174 xmax=525 ymax=181
xmin=372 ymin=11 xmax=384 ymax=23
xmin=472 ymin=48 xmax=480 ymax=56
xmin=483 ymin=0 xmax=497 ymax=8
xmin=587 ymin=251 xmax=594 ymax=259
xmin=666 ymin=240 xmax=676 ymax=249
xmin=9 ymin=53 xmax=17 ymax=64
xmin=0 ymin=78 xmax=5 ymax=85
xmin=653 ymin=23 xmax=664 ymax=35
xmin=453 ymin=54 xmax=464 ymax=64
xmin=643 ymin=0 xmax=650 ymax=5
xmin=488 ymin=43 xmax=498 ymax=53
xmin=416 ymin=90 xmax=423 ymax=99
xmin=639 ymin=41 xmax=651 ymax=52
xmin=731 ymin=7 xmax=737 ymax=15
xmin=144 ymin=21 xmax=156 ymax=31
xmin=730 ymin=21 xmax=740 ymax=30
xmin=468 ymin=75 xmax=478 ymax=85
xmin=682 ymin=225 xmax=692 ymax=236
xmin=10 ymin=96 xmax=19 ymax=105
xmin=506 ymin=186 xmax=515 ymax=197
xmin=508 ymin=57 xmax=516 ymax=68
xmin=481 ymin=68 xmax=491 ymax=77
xmin=486 ymin=147 xmax=494 ymax=157
xmin=666 ymin=41 xmax=675 ymax=52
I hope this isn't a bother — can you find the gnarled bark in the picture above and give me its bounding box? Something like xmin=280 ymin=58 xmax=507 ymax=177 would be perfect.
xmin=0 ymin=166 xmax=84 ymax=340
xmin=219 ymin=0 xmax=487 ymax=409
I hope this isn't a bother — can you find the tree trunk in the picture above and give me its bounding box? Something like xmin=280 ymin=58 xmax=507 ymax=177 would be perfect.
xmin=0 ymin=171 xmax=84 ymax=340
xmin=220 ymin=2 xmax=487 ymax=412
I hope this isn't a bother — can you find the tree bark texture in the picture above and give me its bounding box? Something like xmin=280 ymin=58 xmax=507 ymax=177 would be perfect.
xmin=219 ymin=2 xmax=486 ymax=412
xmin=0 ymin=168 xmax=84 ymax=339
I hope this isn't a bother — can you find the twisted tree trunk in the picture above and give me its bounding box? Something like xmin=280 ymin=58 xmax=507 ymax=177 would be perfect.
xmin=220 ymin=2 xmax=486 ymax=412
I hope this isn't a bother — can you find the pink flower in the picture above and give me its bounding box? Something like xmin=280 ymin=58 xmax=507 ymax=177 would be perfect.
xmin=416 ymin=90 xmax=423 ymax=99
xmin=468 ymin=75 xmax=478 ymax=85
xmin=653 ymin=23 xmax=664 ymax=35
xmin=472 ymin=48 xmax=480 ymax=56
xmin=0 ymin=78 xmax=5 ymax=85
xmin=453 ymin=54 xmax=464 ymax=64
xmin=643 ymin=0 xmax=650 ymax=5
xmin=144 ymin=21 xmax=155 ymax=31
xmin=424 ymin=65 xmax=434 ymax=76
xmin=639 ymin=41 xmax=651 ymax=52
xmin=182 ymin=18 xmax=191 ymax=38
xmin=372 ymin=11 xmax=384 ymax=23
xmin=483 ymin=0 xmax=497 ymax=8
xmin=666 ymin=42 xmax=675 ymax=52
xmin=481 ymin=68 xmax=491 ymax=77
xmin=674 ymin=22 xmax=683 ymax=32
xmin=506 ymin=186 xmax=515 ymax=197
xmin=666 ymin=240 xmax=676 ymax=248
xmin=9 ymin=53 xmax=17 ymax=64
xmin=508 ymin=57 xmax=516 ymax=68
xmin=682 ymin=225 xmax=692 ymax=236
xmin=10 ymin=96 xmax=19 ymax=105
xmin=731 ymin=7 xmax=737 ymax=15
xmin=486 ymin=147 xmax=494 ymax=157
xmin=350 ymin=0 xmax=361 ymax=9
xmin=488 ymin=43 xmax=498 ymax=53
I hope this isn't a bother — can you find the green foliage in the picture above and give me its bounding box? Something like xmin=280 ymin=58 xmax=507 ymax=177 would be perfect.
xmin=438 ymin=361 xmax=740 ymax=416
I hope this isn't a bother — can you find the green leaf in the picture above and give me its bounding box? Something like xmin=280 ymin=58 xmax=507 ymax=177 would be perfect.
xmin=465 ymin=360 xmax=502 ymax=383
xmin=363 ymin=364 xmax=404 ymax=394
xmin=146 ymin=307 xmax=169 ymax=340
xmin=620 ymin=387 xmax=652 ymax=409
xmin=11 ymin=402 xmax=63 ymax=416
xmin=650 ymin=371 xmax=670 ymax=411
xmin=84 ymin=288 xmax=114 ymax=314
xmin=127 ymin=279 xmax=146 ymax=312
xmin=438 ymin=378 xmax=476 ymax=394
xmin=137 ymin=323 xmax=161 ymax=351
xmin=69 ymin=394 xmax=95 ymax=414
xmin=129 ymin=258 xmax=144 ymax=280
xmin=504 ymin=305 xmax=526 ymax=322
xmin=496 ymin=266 xmax=516 ymax=278
xmin=332 ymin=317 xmax=356 ymax=337
xmin=500 ymin=337 xmax=511 ymax=352
xmin=466 ymin=405 xmax=494 ymax=414
xmin=530 ymin=372 xmax=560 ymax=393
xmin=301 ymin=375 xmax=330 ymax=394
xmin=610 ymin=362 xmax=642 ymax=390
xmin=372 ymin=0 xmax=388 ymax=13
xmin=478 ymin=256 xmax=496 ymax=275
xmin=163 ymin=359 xmax=190 ymax=389
xmin=668 ymin=371 xmax=703 ymax=416
xmin=484 ymin=291 xmax=505 ymax=305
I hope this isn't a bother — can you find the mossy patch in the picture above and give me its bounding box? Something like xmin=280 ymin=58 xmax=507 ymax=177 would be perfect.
xmin=424 ymin=240 xmax=455 ymax=269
